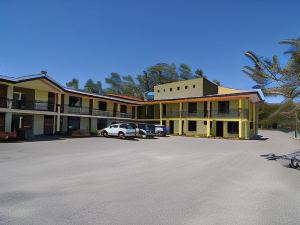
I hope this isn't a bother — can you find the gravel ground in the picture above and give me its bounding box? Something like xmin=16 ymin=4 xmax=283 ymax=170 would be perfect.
xmin=0 ymin=130 xmax=299 ymax=225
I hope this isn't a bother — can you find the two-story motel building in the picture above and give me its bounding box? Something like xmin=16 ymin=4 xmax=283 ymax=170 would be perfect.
xmin=0 ymin=74 xmax=263 ymax=139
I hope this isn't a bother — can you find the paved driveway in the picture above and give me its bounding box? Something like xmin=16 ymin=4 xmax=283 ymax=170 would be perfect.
xmin=0 ymin=130 xmax=299 ymax=225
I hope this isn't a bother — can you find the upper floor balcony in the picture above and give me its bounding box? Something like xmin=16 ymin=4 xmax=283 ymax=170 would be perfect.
xmin=63 ymin=104 xmax=133 ymax=118
xmin=0 ymin=97 xmax=56 ymax=112
xmin=162 ymin=109 xmax=249 ymax=119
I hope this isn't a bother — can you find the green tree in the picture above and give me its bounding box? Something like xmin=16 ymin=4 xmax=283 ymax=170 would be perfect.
xmin=242 ymin=51 xmax=300 ymax=100
xmin=147 ymin=63 xmax=179 ymax=85
xmin=212 ymin=80 xmax=221 ymax=85
xmin=66 ymin=78 xmax=79 ymax=90
xmin=122 ymin=75 xmax=140 ymax=97
xmin=195 ymin=69 xmax=206 ymax=78
xmin=179 ymin=63 xmax=193 ymax=80
xmin=105 ymin=72 xmax=123 ymax=94
xmin=84 ymin=79 xmax=104 ymax=94
xmin=243 ymin=37 xmax=300 ymax=136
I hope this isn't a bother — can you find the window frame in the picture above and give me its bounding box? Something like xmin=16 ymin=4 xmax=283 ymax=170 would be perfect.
xmin=227 ymin=122 xmax=239 ymax=134
xmin=188 ymin=121 xmax=197 ymax=132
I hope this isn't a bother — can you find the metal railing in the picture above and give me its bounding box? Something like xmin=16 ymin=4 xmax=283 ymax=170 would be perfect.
xmin=92 ymin=109 xmax=114 ymax=117
xmin=63 ymin=105 xmax=133 ymax=118
xmin=161 ymin=109 xmax=249 ymax=119
xmin=116 ymin=112 xmax=133 ymax=118
xmin=0 ymin=97 xmax=56 ymax=112
xmin=63 ymin=105 xmax=90 ymax=115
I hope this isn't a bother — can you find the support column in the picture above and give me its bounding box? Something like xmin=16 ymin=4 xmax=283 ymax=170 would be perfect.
xmin=7 ymin=85 xmax=13 ymax=109
xmin=179 ymin=102 xmax=182 ymax=135
xmin=159 ymin=103 xmax=163 ymax=125
xmin=253 ymin=103 xmax=257 ymax=135
xmin=239 ymin=98 xmax=243 ymax=138
xmin=135 ymin=106 xmax=138 ymax=119
xmin=5 ymin=112 xmax=12 ymax=132
xmin=206 ymin=101 xmax=211 ymax=137
xmin=56 ymin=93 xmax=61 ymax=133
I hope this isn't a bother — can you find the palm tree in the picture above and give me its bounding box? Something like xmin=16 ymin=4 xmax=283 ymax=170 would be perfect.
xmin=243 ymin=37 xmax=300 ymax=137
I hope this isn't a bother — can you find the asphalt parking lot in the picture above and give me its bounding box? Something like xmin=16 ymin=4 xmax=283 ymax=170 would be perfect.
xmin=0 ymin=130 xmax=300 ymax=225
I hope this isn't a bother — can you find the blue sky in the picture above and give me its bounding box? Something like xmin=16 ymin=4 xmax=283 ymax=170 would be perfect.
xmin=0 ymin=0 xmax=299 ymax=102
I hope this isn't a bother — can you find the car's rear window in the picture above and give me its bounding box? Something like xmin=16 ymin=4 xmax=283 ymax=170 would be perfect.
xmin=120 ymin=124 xmax=128 ymax=129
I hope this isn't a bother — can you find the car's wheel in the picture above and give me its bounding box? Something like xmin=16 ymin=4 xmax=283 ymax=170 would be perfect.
xmin=290 ymin=159 xmax=299 ymax=169
xmin=102 ymin=131 xmax=108 ymax=137
xmin=118 ymin=132 xmax=125 ymax=139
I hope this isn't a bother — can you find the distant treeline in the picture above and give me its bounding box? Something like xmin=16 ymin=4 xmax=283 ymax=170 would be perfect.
xmin=65 ymin=63 xmax=220 ymax=98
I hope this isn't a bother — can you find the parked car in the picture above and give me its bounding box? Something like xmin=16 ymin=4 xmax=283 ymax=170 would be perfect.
xmin=136 ymin=123 xmax=156 ymax=139
xmin=155 ymin=124 xmax=167 ymax=136
xmin=101 ymin=123 xmax=136 ymax=139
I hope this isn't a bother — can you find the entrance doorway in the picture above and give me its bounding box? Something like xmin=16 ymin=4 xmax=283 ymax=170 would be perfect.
xmin=169 ymin=120 xmax=174 ymax=134
xmin=67 ymin=117 xmax=80 ymax=135
xmin=44 ymin=116 xmax=54 ymax=135
xmin=216 ymin=121 xmax=224 ymax=137
xmin=12 ymin=115 xmax=33 ymax=139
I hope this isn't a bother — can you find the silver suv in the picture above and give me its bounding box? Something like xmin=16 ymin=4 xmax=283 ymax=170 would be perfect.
xmin=102 ymin=123 xmax=136 ymax=139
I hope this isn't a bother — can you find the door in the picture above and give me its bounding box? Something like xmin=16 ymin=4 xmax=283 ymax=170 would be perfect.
xmin=0 ymin=85 xmax=7 ymax=107
xmin=67 ymin=117 xmax=80 ymax=135
xmin=89 ymin=99 xmax=93 ymax=115
xmin=113 ymin=103 xmax=118 ymax=117
xmin=216 ymin=121 xmax=224 ymax=137
xmin=169 ymin=120 xmax=174 ymax=134
xmin=44 ymin=116 xmax=54 ymax=135
xmin=108 ymin=124 xmax=118 ymax=136
xmin=0 ymin=113 xmax=5 ymax=131
xmin=48 ymin=93 xmax=55 ymax=111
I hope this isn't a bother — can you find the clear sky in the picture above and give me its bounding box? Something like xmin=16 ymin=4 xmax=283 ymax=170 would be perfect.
xmin=0 ymin=0 xmax=299 ymax=102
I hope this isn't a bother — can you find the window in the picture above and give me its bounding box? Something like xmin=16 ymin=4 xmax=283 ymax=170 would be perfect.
xmin=120 ymin=105 xmax=127 ymax=113
xmin=250 ymin=122 xmax=253 ymax=130
xmin=98 ymin=101 xmax=107 ymax=111
xmin=185 ymin=85 xmax=188 ymax=89
xmin=193 ymin=84 xmax=196 ymax=88
xmin=204 ymin=121 xmax=207 ymax=125
xmin=163 ymin=89 xmax=165 ymax=92
xmin=170 ymin=88 xmax=172 ymax=92
xmin=162 ymin=104 xmax=166 ymax=116
xmin=188 ymin=102 xmax=197 ymax=113
xmin=218 ymin=101 xmax=229 ymax=114
xmin=157 ymin=90 xmax=160 ymax=93
xmin=228 ymin=122 xmax=239 ymax=134
xmin=188 ymin=121 xmax=197 ymax=131
xmin=0 ymin=113 xmax=4 ymax=131
xmin=204 ymin=101 xmax=208 ymax=117
xmin=110 ymin=125 xmax=118 ymax=128
xmin=69 ymin=96 xmax=81 ymax=107
xmin=177 ymin=86 xmax=180 ymax=90
xmin=120 ymin=124 xmax=128 ymax=129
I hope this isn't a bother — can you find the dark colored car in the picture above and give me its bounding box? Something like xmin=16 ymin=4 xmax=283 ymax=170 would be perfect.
xmin=137 ymin=123 xmax=156 ymax=138
xmin=155 ymin=124 xmax=167 ymax=136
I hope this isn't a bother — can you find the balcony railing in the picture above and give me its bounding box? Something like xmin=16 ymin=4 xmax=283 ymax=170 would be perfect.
xmin=116 ymin=112 xmax=133 ymax=118
xmin=63 ymin=105 xmax=133 ymax=118
xmin=92 ymin=109 xmax=114 ymax=117
xmin=63 ymin=105 xmax=90 ymax=115
xmin=0 ymin=97 xmax=56 ymax=112
xmin=161 ymin=109 xmax=249 ymax=119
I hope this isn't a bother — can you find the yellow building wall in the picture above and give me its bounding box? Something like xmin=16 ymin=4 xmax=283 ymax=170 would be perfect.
xmin=80 ymin=117 xmax=89 ymax=131
xmin=154 ymin=78 xmax=204 ymax=100
xmin=218 ymin=86 xmax=242 ymax=94
xmin=33 ymin=114 xmax=44 ymax=135
xmin=81 ymin=97 xmax=90 ymax=108
xmin=35 ymin=89 xmax=48 ymax=102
